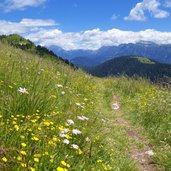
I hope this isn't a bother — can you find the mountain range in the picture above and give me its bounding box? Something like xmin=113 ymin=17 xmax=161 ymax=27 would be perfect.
xmin=49 ymin=41 xmax=171 ymax=67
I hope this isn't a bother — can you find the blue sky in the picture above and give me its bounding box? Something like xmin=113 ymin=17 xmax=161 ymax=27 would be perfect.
xmin=0 ymin=0 xmax=171 ymax=50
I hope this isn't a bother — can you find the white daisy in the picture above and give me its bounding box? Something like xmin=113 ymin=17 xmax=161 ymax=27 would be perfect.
xmin=75 ymin=102 xmax=81 ymax=106
xmin=85 ymin=137 xmax=90 ymax=142
xmin=18 ymin=87 xmax=28 ymax=94
xmin=61 ymin=129 xmax=68 ymax=134
xmin=77 ymin=116 xmax=89 ymax=121
xmin=61 ymin=91 xmax=65 ymax=95
xmin=82 ymin=116 xmax=89 ymax=120
xmin=67 ymin=119 xmax=74 ymax=125
xmin=59 ymin=133 xmax=66 ymax=138
xmin=63 ymin=139 xmax=70 ymax=144
xmin=77 ymin=116 xmax=85 ymax=121
xmin=72 ymin=144 xmax=79 ymax=150
xmin=72 ymin=129 xmax=82 ymax=135
xmin=55 ymin=84 xmax=63 ymax=88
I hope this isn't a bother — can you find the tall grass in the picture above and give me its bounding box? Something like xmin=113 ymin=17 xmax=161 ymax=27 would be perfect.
xmin=0 ymin=44 xmax=103 ymax=170
xmin=0 ymin=44 xmax=137 ymax=171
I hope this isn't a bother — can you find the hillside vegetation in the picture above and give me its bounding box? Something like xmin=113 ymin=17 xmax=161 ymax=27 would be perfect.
xmin=86 ymin=56 xmax=171 ymax=82
xmin=0 ymin=35 xmax=171 ymax=171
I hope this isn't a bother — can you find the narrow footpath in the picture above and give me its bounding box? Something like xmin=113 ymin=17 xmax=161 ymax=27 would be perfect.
xmin=112 ymin=98 xmax=156 ymax=171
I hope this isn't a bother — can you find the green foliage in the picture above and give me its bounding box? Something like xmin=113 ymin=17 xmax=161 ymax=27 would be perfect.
xmin=0 ymin=34 xmax=76 ymax=68
xmin=86 ymin=56 xmax=171 ymax=82
xmin=0 ymin=34 xmax=35 ymax=51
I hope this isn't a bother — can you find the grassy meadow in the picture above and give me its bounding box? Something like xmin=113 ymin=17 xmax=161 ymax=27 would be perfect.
xmin=102 ymin=77 xmax=171 ymax=170
xmin=0 ymin=41 xmax=171 ymax=171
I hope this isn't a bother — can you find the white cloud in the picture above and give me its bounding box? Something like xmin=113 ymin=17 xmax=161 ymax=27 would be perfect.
xmin=26 ymin=28 xmax=171 ymax=50
xmin=0 ymin=19 xmax=57 ymax=35
xmin=1 ymin=19 xmax=171 ymax=50
xmin=0 ymin=0 xmax=46 ymax=12
xmin=20 ymin=19 xmax=58 ymax=27
xmin=125 ymin=0 xmax=169 ymax=21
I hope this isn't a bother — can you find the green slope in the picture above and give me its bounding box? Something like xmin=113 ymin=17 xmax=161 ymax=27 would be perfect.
xmin=0 ymin=38 xmax=137 ymax=171
xmin=0 ymin=34 xmax=76 ymax=68
xmin=86 ymin=56 xmax=171 ymax=81
xmin=0 ymin=35 xmax=171 ymax=171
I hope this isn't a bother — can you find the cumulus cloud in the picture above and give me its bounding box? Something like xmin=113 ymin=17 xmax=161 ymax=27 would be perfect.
xmin=1 ymin=19 xmax=171 ymax=50
xmin=0 ymin=19 xmax=57 ymax=35
xmin=125 ymin=0 xmax=169 ymax=21
xmin=0 ymin=0 xmax=46 ymax=12
xmin=26 ymin=28 xmax=171 ymax=50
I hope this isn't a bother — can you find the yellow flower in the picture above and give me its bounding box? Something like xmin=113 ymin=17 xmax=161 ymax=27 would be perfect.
xmin=43 ymin=151 xmax=49 ymax=156
xmin=30 ymin=167 xmax=36 ymax=171
xmin=34 ymin=158 xmax=39 ymax=163
xmin=14 ymin=125 xmax=19 ymax=131
xmin=48 ymin=140 xmax=55 ymax=145
xmin=21 ymin=163 xmax=27 ymax=167
xmin=12 ymin=121 xmax=17 ymax=125
xmin=2 ymin=157 xmax=7 ymax=162
xmin=65 ymin=123 xmax=69 ymax=127
xmin=20 ymin=150 xmax=26 ymax=155
xmin=97 ymin=159 xmax=102 ymax=163
xmin=44 ymin=121 xmax=51 ymax=126
xmin=58 ymin=126 xmax=64 ymax=131
xmin=0 ymin=115 xmax=3 ymax=118
xmin=52 ymin=137 xmax=58 ymax=142
xmin=21 ymin=143 xmax=26 ymax=147
xmin=37 ymin=127 xmax=42 ymax=131
xmin=102 ymin=164 xmax=108 ymax=170
xmin=57 ymin=167 xmax=68 ymax=171
xmin=61 ymin=160 xmax=70 ymax=168
xmin=65 ymin=134 xmax=71 ymax=139
xmin=31 ymin=119 xmax=37 ymax=123
xmin=17 ymin=156 xmax=22 ymax=161
xmin=76 ymin=149 xmax=83 ymax=155
xmin=20 ymin=135 xmax=25 ymax=139
xmin=34 ymin=154 xmax=41 ymax=158
xmin=31 ymin=136 xmax=39 ymax=141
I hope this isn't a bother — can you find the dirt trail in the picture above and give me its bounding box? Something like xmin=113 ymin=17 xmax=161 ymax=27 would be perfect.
xmin=112 ymin=98 xmax=156 ymax=171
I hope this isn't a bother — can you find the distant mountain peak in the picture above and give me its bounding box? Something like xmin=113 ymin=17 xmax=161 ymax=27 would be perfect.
xmin=137 ymin=40 xmax=157 ymax=45
xmin=48 ymin=41 xmax=171 ymax=66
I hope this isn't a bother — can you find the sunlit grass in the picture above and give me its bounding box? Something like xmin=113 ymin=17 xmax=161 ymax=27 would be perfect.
xmin=103 ymin=77 xmax=171 ymax=170
xmin=1 ymin=42 xmax=170 ymax=170
xmin=0 ymin=44 xmax=137 ymax=171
